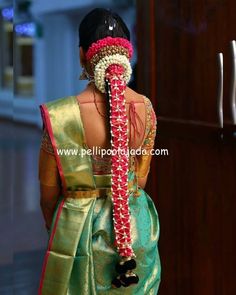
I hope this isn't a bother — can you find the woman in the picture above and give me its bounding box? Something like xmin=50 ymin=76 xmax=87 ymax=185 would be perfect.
xmin=38 ymin=8 xmax=161 ymax=295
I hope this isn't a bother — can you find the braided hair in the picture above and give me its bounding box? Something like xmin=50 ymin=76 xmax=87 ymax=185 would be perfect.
xmin=79 ymin=8 xmax=139 ymax=288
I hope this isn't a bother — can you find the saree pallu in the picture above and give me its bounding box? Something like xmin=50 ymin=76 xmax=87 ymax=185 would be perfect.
xmin=39 ymin=172 xmax=161 ymax=295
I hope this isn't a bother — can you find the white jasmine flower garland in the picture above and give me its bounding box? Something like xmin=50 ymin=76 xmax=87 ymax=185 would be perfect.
xmin=94 ymin=54 xmax=132 ymax=93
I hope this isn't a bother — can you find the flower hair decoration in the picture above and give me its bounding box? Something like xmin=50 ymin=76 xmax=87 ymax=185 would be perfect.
xmin=86 ymin=37 xmax=139 ymax=288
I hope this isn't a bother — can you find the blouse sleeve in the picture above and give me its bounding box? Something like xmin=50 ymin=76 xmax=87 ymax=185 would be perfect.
xmin=38 ymin=128 xmax=61 ymax=187
xmin=136 ymin=97 xmax=157 ymax=178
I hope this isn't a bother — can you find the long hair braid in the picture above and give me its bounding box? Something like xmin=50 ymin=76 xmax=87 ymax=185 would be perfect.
xmin=79 ymin=9 xmax=139 ymax=288
xmin=86 ymin=37 xmax=139 ymax=287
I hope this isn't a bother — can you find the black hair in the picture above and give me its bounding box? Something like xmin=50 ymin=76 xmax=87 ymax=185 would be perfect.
xmin=79 ymin=8 xmax=130 ymax=52
xmin=79 ymin=8 xmax=131 ymax=134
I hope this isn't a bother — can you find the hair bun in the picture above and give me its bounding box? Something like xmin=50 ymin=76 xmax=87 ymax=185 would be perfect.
xmin=94 ymin=54 xmax=132 ymax=93
xmin=85 ymin=37 xmax=133 ymax=93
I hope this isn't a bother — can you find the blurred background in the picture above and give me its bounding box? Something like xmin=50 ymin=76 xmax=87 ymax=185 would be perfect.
xmin=0 ymin=0 xmax=236 ymax=294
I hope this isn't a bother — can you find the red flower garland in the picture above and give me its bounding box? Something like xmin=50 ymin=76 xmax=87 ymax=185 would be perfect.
xmin=86 ymin=36 xmax=135 ymax=259
xmin=86 ymin=37 xmax=133 ymax=61
xmin=106 ymin=64 xmax=134 ymax=258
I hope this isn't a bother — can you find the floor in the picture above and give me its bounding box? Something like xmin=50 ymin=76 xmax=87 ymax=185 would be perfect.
xmin=0 ymin=119 xmax=48 ymax=294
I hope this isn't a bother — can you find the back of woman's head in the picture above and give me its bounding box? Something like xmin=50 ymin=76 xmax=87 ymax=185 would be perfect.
xmin=79 ymin=8 xmax=130 ymax=52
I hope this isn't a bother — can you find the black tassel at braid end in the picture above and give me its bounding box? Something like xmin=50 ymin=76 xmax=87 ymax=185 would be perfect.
xmin=115 ymin=258 xmax=136 ymax=274
xmin=111 ymin=271 xmax=139 ymax=288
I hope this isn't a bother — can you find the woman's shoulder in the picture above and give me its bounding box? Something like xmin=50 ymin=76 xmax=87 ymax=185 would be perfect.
xmin=42 ymin=95 xmax=80 ymax=110
xmin=125 ymin=87 xmax=144 ymax=103
xmin=125 ymin=87 xmax=154 ymax=107
xmin=126 ymin=88 xmax=156 ymax=126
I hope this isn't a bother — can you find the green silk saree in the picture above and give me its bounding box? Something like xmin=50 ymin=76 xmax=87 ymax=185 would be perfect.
xmin=38 ymin=96 xmax=161 ymax=294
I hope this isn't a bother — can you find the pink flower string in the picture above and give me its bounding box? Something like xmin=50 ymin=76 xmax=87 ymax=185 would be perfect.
xmin=106 ymin=64 xmax=134 ymax=258
xmin=86 ymin=37 xmax=133 ymax=61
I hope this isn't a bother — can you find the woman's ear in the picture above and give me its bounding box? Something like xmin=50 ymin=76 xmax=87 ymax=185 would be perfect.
xmin=79 ymin=47 xmax=86 ymax=66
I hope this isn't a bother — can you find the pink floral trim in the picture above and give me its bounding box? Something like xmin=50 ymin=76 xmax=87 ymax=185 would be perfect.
xmin=106 ymin=64 xmax=134 ymax=258
xmin=86 ymin=37 xmax=133 ymax=61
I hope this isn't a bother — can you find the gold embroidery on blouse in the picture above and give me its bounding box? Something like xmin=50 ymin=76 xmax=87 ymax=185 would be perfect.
xmin=38 ymin=148 xmax=60 ymax=186
xmin=136 ymin=97 xmax=157 ymax=178
xmin=41 ymin=128 xmax=54 ymax=155
xmin=142 ymin=97 xmax=157 ymax=149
